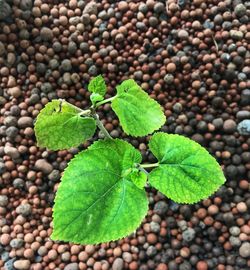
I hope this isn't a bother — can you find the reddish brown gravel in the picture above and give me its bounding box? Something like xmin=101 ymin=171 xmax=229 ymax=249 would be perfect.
xmin=0 ymin=1 xmax=250 ymax=270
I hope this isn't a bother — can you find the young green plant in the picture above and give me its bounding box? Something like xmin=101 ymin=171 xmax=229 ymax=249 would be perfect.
xmin=34 ymin=75 xmax=226 ymax=244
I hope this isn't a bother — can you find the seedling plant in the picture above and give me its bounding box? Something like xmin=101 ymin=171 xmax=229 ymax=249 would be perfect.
xmin=34 ymin=76 xmax=225 ymax=244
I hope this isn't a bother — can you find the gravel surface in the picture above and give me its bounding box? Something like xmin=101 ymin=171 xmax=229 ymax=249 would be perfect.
xmin=0 ymin=0 xmax=250 ymax=270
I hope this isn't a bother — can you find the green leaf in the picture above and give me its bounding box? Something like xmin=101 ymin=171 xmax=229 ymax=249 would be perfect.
xmin=111 ymin=79 xmax=166 ymax=136
xmin=34 ymin=100 xmax=96 ymax=150
xmin=148 ymin=133 xmax=226 ymax=204
xmin=129 ymin=170 xmax=147 ymax=189
xmin=90 ymin=93 xmax=104 ymax=105
xmin=51 ymin=139 xmax=148 ymax=244
xmin=88 ymin=75 xmax=107 ymax=96
xmin=116 ymin=79 xmax=138 ymax=95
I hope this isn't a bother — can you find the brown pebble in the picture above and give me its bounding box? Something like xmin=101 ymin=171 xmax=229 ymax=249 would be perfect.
xmin=118 ymin=1 xmax=129 ymax=12
xmin=178 ymin=29 xmax=189 ymax=40
xmin=236 ymin=202 xmax=247 ymax=213
xmin=166 ymin=63 xmax=176 ymax=73
xmin=48 ymin=249 xmax=58 ymax=260
xmin=208 ymin=205 xmax=219 ymax=215
xmin=197 ymin=261 xmax=208 ymax=270
xmin=14 ymin=260 xmax=31 ymax=270
xmin=8 ymin=86 xmax=22 ymax=98
xmin=156 ymin=263 xmax=168 ymax=270
xmin=0 ymin=233 xmax=11 ymax=245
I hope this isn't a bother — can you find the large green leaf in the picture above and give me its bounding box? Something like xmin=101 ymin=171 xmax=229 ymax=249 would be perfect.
xmin=88 ymin=75 xmax=107 ymax=96
xmin=148 ymin=133 xmax=226 ymax=204
xmin=111 ymin=79 xmax=166 ymax=136
xmin=51 ymin=139 xmax=148 ymax=244
xmin=34 ymin=100 xmax=96 ymax=150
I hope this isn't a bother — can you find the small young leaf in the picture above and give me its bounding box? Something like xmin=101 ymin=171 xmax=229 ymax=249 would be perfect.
xmin=129 ymin=170 xmax=147 ymax=189
xmin=90 ymin=93 xmax=104 ymax=105
xmin=88 ymin=75 xmax=107 ymax=96
xmin=148 ymin=133 xmax=226 ymax=204
xmin=111 ymin=79 xmax=166 ymax=136
xmin=34 ymin=100 xmax=96 ymax=150
xmin=51 ymin=139 xmax=148 ymax=244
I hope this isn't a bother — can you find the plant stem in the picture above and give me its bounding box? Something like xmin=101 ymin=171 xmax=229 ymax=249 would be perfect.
xmin=79 ymin=109 xmax=92 ymax=116
xmin=95 ymin=96 xmax=116 ymax=108
xmin=94 ymin=114 xmax=112 ymax=139
xmin=140 ymin=163 xmax=159 ymax=169
xmin=138 ymin=166 xmax=149 ymax=175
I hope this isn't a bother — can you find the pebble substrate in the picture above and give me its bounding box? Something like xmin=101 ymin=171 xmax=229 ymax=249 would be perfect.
xmin=0 ymin=0 xmax=250 ymax=270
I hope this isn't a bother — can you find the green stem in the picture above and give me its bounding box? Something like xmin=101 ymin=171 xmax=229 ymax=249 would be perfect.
xmin=79 ymin=109 xmax=92 ymax=116
xmin=95 ymin=96 xmax=116 ymax=108
xmin=138 ymin=166 xmax=149 ymax=175
xmin=140 ymin=163 xmax=159 ymax=169
xmin=94 ymin=114 xmax=112 ymax=139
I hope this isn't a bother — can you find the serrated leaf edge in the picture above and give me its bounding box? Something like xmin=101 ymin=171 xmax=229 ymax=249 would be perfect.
xmin=148 ymin=132 xmax=226 ymax=204
xmin=149 ymin=132 xmax=226 ymax=167
xmin=111 ymin=92 xmax=166 ymax=137
xmin=51 ymin=138 xmax=148 ymax=244
xmin=149 ymin=173 xmax=225 ymax=204
xmin=34 ymin=100 xmax=96 ymax=150
xmin=88 ymin=75 xmax=107 ymax=96
xmin=51 ymin=200 xmax=148 ymax=245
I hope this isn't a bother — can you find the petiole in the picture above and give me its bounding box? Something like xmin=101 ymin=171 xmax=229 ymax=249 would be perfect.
xmin=94 ymin=113 xmax=112 ymax=139
xmin=140 ymin=163 xmax=159 ymax=169
xmin=95 ymin=96 xmax=116 ymax=108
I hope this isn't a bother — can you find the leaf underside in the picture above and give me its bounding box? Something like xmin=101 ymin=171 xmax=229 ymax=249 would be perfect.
xmin=111 ymin=79 xmax=166 ymax=136
xmin=34 ymin=100 xmax=96 ymax=150
xmin=148 ymin=133 xmax=226 ymax=204
xmin=88 ymin=75 xmax=107 ymax=96
xmin=51 ymin=139 xmax=149 ymax=244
